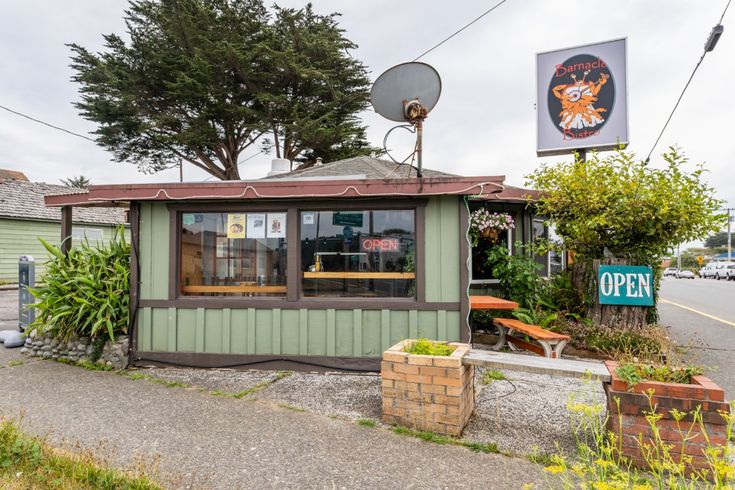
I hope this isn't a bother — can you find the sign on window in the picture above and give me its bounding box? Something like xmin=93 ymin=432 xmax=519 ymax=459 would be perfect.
xmin=598 ymin=265 xmax=653 ymax=306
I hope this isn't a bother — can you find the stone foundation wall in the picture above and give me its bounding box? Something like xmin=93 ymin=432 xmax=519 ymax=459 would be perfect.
xmin=604 ymin=361 xmax=729 ymax=472
xmin=21 ymin=332 xmax=129 ymax=369
xmin=381 ymin=340 xmax=474 ymax=436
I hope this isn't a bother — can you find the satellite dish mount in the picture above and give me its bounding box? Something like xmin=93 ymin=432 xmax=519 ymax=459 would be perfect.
xmin=370 ymin=62 xmax=442 ymax=178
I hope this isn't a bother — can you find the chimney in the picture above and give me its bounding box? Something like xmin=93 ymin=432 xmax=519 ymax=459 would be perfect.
xmin=267 ymin=158 xmax=290 ymax=177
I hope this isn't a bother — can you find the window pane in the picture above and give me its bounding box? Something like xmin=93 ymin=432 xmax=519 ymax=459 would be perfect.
xmin=180 ymin=212 xmax=287 ymax=296
xmin=300 ymin=210 xmax=415 ymax=297
xmin=532 ymin=218 xmax=549 ymax=276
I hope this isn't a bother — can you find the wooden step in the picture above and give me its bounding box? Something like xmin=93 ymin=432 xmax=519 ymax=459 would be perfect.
xmin=463 ymin=350 xmax=611 ymax=381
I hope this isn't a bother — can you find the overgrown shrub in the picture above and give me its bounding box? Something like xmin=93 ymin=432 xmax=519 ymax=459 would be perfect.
xmin=540 ymin=390 xmax=735 ymax=488
xmin=558 ymin=321 xmax=672 ymax=363
xmin=485 ymin=242 xmax=543 ymax=310
xmin=30 ymin=230 xmax=130 ymax=341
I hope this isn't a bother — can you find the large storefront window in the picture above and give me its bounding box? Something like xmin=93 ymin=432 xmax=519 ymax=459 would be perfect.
xmin=180 ymin=212 xmax=287 ymax=296
xmin=300 ymin=210 xmax=416 ymax=297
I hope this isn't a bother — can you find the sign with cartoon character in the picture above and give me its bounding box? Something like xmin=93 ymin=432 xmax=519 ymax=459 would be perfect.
xmin=537 ymin=39 xmax=628 ymax=156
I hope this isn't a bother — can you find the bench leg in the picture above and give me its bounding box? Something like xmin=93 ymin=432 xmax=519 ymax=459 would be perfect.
xmin=539 ymin=340 xmax=554 ymax=358
xmin=553 ymin=340 xmax=568 ymax=359
xmin=490 ymin=322 xmax=506 ymax=351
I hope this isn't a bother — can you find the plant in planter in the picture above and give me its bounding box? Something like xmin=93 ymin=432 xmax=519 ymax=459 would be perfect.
xmin=468 ymin=209 xmax=514 ymax=247
xmin=615 ymin=361 xmax=704 ymax=389
xmin=404 ymin=338 xmax=456 ymax=356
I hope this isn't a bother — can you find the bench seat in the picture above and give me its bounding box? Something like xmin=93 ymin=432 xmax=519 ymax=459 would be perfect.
xmin=493 ymin=318 xmax=570 ymax=359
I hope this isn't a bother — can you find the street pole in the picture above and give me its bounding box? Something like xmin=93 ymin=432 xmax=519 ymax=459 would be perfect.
xmin=728 ymin=208 xmax=732 ymax=262
xmin=677 ymin=244 xmax=681 ymax=270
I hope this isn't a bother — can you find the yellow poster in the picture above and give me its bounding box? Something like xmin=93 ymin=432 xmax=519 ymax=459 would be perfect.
xmin=227 ymin=213 xmax=246 ymax=239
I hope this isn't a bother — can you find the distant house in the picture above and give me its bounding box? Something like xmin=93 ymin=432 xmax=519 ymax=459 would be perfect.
xmin=0 ymin=177 xmax=128 ymax=282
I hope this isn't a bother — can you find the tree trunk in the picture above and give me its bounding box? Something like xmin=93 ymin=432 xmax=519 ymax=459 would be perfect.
xmin=572 ymin=258 xmax=651 ymax=327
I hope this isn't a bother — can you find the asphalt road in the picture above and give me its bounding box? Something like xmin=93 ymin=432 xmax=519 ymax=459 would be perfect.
xmin=659 ymin=276 xmax=735 ymax=395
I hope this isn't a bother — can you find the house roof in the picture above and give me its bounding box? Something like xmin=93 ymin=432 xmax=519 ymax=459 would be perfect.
xmin=0 ymin=180 xmax=127 ymax=225
xmin=44 ymin=175 xmax=506 ymax=207
xmin=265 ymin=156 xmax=455 ymax=180
xmin=0 ymin=169 xmax=29 ymax=181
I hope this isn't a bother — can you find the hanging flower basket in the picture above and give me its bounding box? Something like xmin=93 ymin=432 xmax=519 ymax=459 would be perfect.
xmin=469 ymin=209 xmax=514 ymax=246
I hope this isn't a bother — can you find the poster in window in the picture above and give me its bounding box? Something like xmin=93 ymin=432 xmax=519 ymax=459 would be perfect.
xmin=247 ymin=213 xmax=266 ymax=239
xmin=302 ymin=212 xmax=315 ymax=225
xmin=267 ymin=213 xmax=287 ymax=238
xmin=227 ymin=214 xmax=246 ymax=238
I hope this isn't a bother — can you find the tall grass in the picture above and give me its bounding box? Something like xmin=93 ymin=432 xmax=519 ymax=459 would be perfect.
xmin=0 ymin=418 xmax=160 ymax=489
xmin=29 ymin=229 xmax=130 ymax=341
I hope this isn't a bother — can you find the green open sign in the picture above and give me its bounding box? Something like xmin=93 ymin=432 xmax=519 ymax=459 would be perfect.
xmin=598 ymin=265 xmax=653 ymax=306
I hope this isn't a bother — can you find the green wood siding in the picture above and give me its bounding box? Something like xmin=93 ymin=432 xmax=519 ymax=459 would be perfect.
xmin=0 ymin=218 xmax=128 ymax=282
xmin=138 ymin=307 xmax=459 ymax=357
xmin=424 ymin=196 xmax=460 ymax=302
xmin=136 ymin=198 xmax=464 ymax=358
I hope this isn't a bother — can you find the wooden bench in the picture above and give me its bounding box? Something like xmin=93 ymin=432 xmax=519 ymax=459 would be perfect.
xmin=493 ymin=318 xmax=570 ymax=359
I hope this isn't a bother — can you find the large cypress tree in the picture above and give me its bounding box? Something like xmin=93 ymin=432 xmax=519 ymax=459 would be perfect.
xmin=69 ymin=0 xmax=374 ymax=180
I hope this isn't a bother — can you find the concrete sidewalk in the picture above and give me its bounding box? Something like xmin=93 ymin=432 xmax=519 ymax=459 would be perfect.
xmin=0 ymin=351 xmax=546 ymax=489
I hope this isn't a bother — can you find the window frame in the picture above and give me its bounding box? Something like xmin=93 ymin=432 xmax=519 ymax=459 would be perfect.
xmin=167 ymin=199 xmax=428 ymax=308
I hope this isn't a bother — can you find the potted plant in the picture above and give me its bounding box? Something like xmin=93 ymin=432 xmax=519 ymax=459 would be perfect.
xmin=469 ymin=209 xmax=514 ymax=246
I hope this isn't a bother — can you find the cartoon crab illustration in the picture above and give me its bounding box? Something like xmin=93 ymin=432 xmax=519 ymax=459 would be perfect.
xmin=552 ymin=70 xmax=610 ymax=130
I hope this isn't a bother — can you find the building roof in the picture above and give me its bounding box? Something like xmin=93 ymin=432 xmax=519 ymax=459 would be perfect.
xmin=265 ymin=156 xmax=455 ymax=180
xmin=44 ymin=175 xmax=506 ymax=207
xmin=0 ymin=169 xmax=29 ymax=181
xmin=0 ymin=180 xmax=127 ymax=225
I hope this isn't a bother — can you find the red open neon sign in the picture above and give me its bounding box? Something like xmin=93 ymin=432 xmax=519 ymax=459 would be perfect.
xmin=360 ymin=238 xmax=398 ymax=252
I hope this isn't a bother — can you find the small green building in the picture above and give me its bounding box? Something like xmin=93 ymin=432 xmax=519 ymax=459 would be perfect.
xmin=0 ymin=176 xmax=128 ymax=282
xmin=46 ymin=158 xmax=546 ymax=370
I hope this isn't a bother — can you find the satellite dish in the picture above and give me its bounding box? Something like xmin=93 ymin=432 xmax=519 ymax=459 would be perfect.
xmin=370 ymin=62 xmax=442 ymax=122
xmin=370 ymin=62 xmax=442 ymax=178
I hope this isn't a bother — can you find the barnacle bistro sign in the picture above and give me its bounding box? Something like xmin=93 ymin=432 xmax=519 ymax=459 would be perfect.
xmin=598 ymin=265 xmax=654 ymax=307
xmin=537 ymin=39 xmax=628 ymax=156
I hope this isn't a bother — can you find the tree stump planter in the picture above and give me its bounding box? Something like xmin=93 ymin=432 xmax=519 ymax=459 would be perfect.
xmin=381 ymin=340 xmax=474 ymax=436
xmin=604 ymin=361 xmax=729 ymax=472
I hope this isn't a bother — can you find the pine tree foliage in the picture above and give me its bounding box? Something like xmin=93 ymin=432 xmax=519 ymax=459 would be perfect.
xmin=68 ymin=0 xmax=374 ymax=180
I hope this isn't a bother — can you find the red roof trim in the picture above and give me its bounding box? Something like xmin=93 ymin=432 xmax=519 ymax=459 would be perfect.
xmin=44 ymin=176 xmax=506 ymax=207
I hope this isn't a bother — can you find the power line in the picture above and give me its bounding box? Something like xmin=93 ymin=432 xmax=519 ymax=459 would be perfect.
xmin=644 ymin=0 xmax=730 ymax=164
xmin=413 ymin=0 xmax=509 ymax=61
xmin=0 ymin=103 xmax=96 ymax=142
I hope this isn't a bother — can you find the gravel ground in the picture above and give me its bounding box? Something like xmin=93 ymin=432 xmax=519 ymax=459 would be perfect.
xmin=140 ymin=366 xmax=281 ymax=394
xmin=259 ymin=372 xmax=382 ymax=420
xmin=466 ymin=367 xmax=606 ymax=457
xmin=0 ymin=350 xmax=547 ymax=489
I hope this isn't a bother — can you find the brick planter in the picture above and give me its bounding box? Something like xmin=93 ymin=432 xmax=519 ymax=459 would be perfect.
xmin=604 ymin=360 xmax=729 ymax=472
xmin=381 ymin=340 xmax=474 ymax=436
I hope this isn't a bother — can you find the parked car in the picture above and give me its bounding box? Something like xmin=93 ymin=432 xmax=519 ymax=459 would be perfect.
xmin=663 ymin=267 xmax=679 ymax=277
xmin=715 ymin=263 xmax=734 ymax=280
xmin=676 ymin=270 xmax=695 ymax=279
xmin=701 ymin=263 xmax=722 ymax=279
xmin=725 ymin=264 xmax=735 ymax=281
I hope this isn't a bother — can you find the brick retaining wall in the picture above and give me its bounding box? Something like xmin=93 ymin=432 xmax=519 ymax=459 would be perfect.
xmin=381 ymin=340 xmax=474 ymax=436
xmin=604 ymin=361 xmax=729 ymax=472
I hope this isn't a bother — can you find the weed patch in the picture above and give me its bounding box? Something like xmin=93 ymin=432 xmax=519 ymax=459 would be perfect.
xmin=357 ymin=419 xmax=376 ymax=428
xmin=6 ymin=360 xmax=24 ymax=367
xmin=278 ymin=403 xmax=305 ymax=412
xmin=481 ymin=369 xmax=506 ymax=385
xmin=0 ymin=418 xmax=161 ymax=489
xmin=391 ymin=426 xmax=499 ymax=454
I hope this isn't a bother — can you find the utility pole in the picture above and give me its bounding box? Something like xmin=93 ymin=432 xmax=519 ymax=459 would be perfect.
xmin=728 ymin=208 xmax=732 ymax=262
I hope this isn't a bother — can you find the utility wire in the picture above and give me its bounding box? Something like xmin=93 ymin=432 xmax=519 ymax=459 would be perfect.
xmin=0 ymin=103 xmax=96 ymax=142
xmin=644 ymin=0 xmax=730 ymax=164
xmin=413 ymin=0 xmax=509 ymax=61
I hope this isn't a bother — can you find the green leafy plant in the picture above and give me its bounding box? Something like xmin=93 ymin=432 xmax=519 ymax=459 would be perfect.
xmin=485 ymin=242 xmax=543 ymax=310
xmin=615 ymin=362 xmax=704 ymax=388
xmin=481 ymin=369 xmax=506 ymax=385
xmin=539 ymin=391 xmax=735 ymax=488
xmin=29 ymin=230 xmax=130 ymax=341
xmin=404 ymin=339 xmax=455 ymax=356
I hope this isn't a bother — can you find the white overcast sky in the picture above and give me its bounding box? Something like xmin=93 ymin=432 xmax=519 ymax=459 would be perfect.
xmin=1 ymin=1 xmax=733 ymax=223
